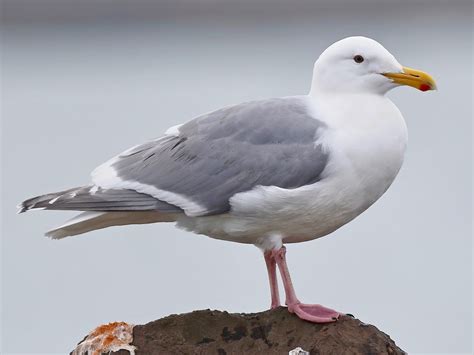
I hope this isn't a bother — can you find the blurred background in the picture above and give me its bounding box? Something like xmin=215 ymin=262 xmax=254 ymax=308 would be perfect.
xmin=1 ymin=0 xmax=472 ymax=353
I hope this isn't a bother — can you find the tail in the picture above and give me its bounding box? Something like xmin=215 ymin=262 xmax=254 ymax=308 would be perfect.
xmin=45 ymin=211 xmax=176 ymax=239
xmin=18 ymin=185 xmax=182 ymax=238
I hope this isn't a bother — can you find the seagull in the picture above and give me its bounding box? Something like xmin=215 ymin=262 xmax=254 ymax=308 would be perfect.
xmin=19 ymin=36 xmax=436 ymax=323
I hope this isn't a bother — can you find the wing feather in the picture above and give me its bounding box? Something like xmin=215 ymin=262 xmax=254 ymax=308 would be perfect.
xmin=92 ymin=96 xmax=328 ymax=216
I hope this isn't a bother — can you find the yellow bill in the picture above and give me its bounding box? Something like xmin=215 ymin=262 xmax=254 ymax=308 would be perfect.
xmin=383 ymin=66 xmax=437 ymax=91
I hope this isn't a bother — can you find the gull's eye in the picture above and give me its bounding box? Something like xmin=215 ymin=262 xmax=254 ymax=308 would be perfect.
xmin=353 ymin=55 xmax=364 ymax=64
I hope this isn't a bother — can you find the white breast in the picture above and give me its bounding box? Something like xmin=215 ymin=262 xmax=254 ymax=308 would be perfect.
xmin=318 ymin=93 xmax=408 ymax=210
xmin=177 ymin=94 xmax=407 ymax=247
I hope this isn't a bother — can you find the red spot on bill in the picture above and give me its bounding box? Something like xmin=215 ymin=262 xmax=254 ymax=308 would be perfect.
xmin=419 ymin=84 xmax=431 ymax=92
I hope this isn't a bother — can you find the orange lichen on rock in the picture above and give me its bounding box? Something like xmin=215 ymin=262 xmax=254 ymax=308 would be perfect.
xmin=72 ymin=321 xmax=136 ymax=355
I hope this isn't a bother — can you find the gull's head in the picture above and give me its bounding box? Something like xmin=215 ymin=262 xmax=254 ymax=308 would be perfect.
xmin=311 ymin=36 xmax=436 ymax=95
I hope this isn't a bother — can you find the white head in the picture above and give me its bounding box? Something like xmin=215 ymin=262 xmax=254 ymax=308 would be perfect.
xmin=310 ymin=36 xmax=436 ymax=96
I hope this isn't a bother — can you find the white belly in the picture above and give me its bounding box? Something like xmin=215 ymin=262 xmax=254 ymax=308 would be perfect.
xmin=177 ymin=95 xmax=408 ymax=248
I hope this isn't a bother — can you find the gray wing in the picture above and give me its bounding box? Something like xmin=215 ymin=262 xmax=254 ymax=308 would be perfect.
xmin=92 ymin=96 xmax=328 ymax=216
xmin=18 ymin=185 xmax=182 ymax=213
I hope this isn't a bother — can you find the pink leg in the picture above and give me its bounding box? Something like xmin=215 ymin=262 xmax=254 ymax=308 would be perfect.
xmin=273 ymin=246 xmax=340 ymax=323
xmin=264 ymin=250 xmax=281 ymax=309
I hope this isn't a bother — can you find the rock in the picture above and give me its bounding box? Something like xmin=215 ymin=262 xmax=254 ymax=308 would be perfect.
xmin=72 ymin=307 xmax=406 ymax=355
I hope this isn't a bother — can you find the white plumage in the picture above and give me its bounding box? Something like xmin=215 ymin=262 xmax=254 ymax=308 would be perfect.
xmin=19 ymin=36 xmax=434 ymax=247
xmin=176 ymin=95 xmax=407 ymax=248
xmin=19 ymin=36 xmax=436 ymax=323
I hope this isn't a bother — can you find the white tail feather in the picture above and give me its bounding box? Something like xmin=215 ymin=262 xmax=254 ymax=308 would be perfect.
xmin=46 ymin=211 xmax=178 ymax=239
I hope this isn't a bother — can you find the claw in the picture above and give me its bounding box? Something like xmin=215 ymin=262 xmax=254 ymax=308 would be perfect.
xmin=266 ymin=246 xmax=342 ymax=324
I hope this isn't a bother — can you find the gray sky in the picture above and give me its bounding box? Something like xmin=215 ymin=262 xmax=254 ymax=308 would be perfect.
xmin=1 ymin=0 xmax=472 ymax=354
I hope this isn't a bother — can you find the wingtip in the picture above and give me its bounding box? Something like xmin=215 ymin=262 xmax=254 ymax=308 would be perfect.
xmin=16 ymin=202 xmax=26 ymax=214
xmin=16 ymin=202 xmax=46 ymax=214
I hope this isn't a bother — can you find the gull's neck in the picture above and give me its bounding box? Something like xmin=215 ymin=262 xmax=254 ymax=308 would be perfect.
xmin=308 ymin=87 xmax=386 ymax=105
xmin=308 ymin=83 xmax=388 ymax=99
xmin=305 ymin=89 xmax=397 ymax=131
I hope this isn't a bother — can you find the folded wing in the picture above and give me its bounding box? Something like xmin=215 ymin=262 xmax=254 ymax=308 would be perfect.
xmin=92 ymin=97 xmax=329 ymax=217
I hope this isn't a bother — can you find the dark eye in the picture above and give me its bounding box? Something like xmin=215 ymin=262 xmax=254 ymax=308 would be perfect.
xmin=353 ymin=55 xmax=364 ymax=63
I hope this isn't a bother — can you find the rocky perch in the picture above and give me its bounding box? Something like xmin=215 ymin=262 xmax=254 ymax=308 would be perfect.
xmin=72 ymin=307 xmax=406 ymax=354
